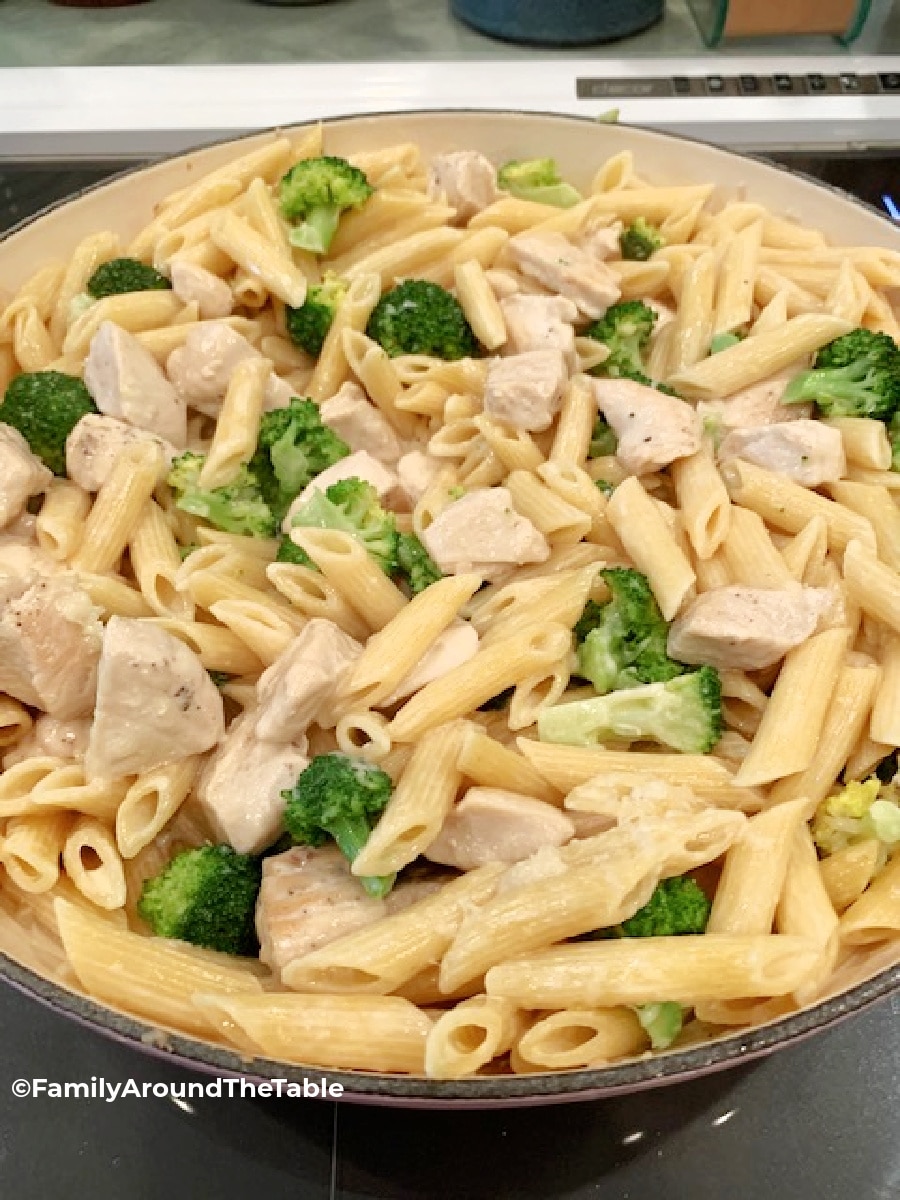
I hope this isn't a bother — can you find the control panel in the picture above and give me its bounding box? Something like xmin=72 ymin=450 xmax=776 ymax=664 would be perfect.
xmin=577 ymin=72 xmax=900 ymax=99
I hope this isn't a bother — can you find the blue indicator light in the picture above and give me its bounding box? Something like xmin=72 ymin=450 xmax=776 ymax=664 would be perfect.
xmin=882 ymin=193 xmax=900 ymax=221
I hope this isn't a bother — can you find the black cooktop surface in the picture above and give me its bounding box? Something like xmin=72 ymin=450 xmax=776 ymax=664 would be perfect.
xmin=0 ymin=152 xmax=898 ymax=1200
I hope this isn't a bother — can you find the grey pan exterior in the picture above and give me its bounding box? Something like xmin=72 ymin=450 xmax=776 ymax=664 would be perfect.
xmin=1 ymin=109 xmax=898 ymax=1108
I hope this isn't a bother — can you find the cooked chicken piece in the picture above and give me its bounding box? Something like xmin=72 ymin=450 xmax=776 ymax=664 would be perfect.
xmin=83 ymin=321 xmax=186 ymax=449
xmin=256 ymin=846 xmax=386 ymax=978
xmin=422 ymin=487 xmax=549 ymax=580
xmin=578 ymin=221 xmax=622 ymax=261
xmin=483 ymin=349 xmax=568 ymax=432
xmin=3 ymin=714 xmax=92 ymax=768
xmin=382 ymin=622 xmax=480 ymax=706
xmin=166 ymin=321 xmax=292 ymax=417
xmin=320 ymin=382 xmax=402 ymax=464
xmin=425 ymin=788 xmax=576 ymax=870
xmin=667 ymin=583 xmax=832 ymax=671
xmin=169 ymin=259 xmax=234 ymax=321
xmin=0 ymin=543 xmax=61 ymax=592
xmin=0 ymin=575 xmax=102 ymax=718
xmin=507 ymin=232 xmax=621 ymax=319
xmin=254 ymin=619 xmax=363 ymax=742
xmin=718 ymin=419 xmax=846 ymax=488
xmin=283 ymin=450 xmax=399 ymax=531
xmin=65 ymin=414 xmax=177 ymax=492
xmin=396 ymin=450 xmax=443 ymax=508
xmin=0 ymin=511 xmax=36 ymax=547
xmin=197 ymin=711 xmax=307 ymax=855
xmin=85 ymin=616 xmax=224 ymax=780
xmin=593 ymin=377 xmax=702 ymax=475
xmin=500 ymin=295 xmax=579 ymax=361
xmin=697 ymin=369 xmax=809 ymax=432
xmin=428 ymin=150 xmax=498 ymax=223
xmin=0 ymin=424 xmax=51 ymax=530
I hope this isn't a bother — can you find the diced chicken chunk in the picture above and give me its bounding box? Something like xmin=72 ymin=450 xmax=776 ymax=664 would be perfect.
xmin=169 ymin=259 xmax=234 ymax=321
xmin=319 ymin=382 xmax=401 ymax=464
xmin=254 ymin=619 xmax=363 ymax=742
xmin=197 ymin=712 xmax=308 ymax=855
xmin=667 ymin=584 xmax=832 ymax=671
xmin=425 ymin=788 xmax=576 ymax=870
xmin=283 ymin=450 xmax=399 ymax=531
xmin=422 ymin=487 xmax=549 ymax=580
xmin=0 ymin=423 xmax=51 ymax=529
xmin=697 ymin=370 xmax=809 ymax=432
xmin=0 ymin=575 xmax=102 ymax=718
xmin=593 ymin=377 xmax=702 ymax=475
xmin=718 ymin=419 xmax=846 ymax=488
xmin=578 ymin=221 xmax=622 ymax=261
xmin=166 ymin=321 xmax=293 ymax=417
xmin=4 ymin=714 xmax=92 ymax=768
xmin=483 ymin=349 xmax=568 ymax=432
xmin=428 ymin=151 xmax=498 ymax=224
xmin=500 ymin=295 xmax=579 ymax=360
xmin=0 ymin=544 xmax=61 ymax=595
xmin=65 ymin=414 xmax=177 ymax=492
xmin=396 ymin=451 xmax=443 ymax=508
xmin=255 ymin=846 xmax=386 ymax=978
xmin=84 ymin=321 xmax=186 ymax=448
xmin=85 ymin=616 xmax=224 ymax=780
xmin=507 ymin=232 xmax=621 ymax=319
xmin=383 ymin=622 xmax=480 ymax=706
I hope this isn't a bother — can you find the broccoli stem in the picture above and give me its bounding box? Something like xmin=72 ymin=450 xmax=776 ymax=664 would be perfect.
xmin=290 ymin=206 xmax=341 ymax=254
xmin=324 ymin=812 xmax=395 ymax=898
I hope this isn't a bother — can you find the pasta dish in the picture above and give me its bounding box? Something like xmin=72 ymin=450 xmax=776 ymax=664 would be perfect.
xmin=0 ymin=123 xmax=898 ymax=1080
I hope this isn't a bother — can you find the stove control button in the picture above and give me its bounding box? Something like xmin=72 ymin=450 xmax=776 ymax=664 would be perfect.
xmin=840 ymin=73 xmax=861 ymax=91
xmin=773 ymin=74 xmax=794 ymax=92
xmin=880 ymin=73 xmax=900 ymax=91
xmin=739 ymin=75 xmax=759 ymax=93
xmin=807 ymin=73 xmax=828 ymax=92
xmin=672 ymin=75 xmax=692 ymax=94
xmin=706 ymin=75 xmax=725 ymax=93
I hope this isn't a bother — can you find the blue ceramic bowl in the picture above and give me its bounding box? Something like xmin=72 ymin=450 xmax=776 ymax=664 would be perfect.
xmin=452 ymin=0 xmax=664 ymax=46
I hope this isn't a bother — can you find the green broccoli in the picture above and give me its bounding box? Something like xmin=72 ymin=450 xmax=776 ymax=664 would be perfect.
xmin=251 ymin=397 xmax=349 ymax=524
xmin=287 ymin=477 xmax=398 ymax=573
xmin=575 ymin=568 xmax=686 ymax=694
xmin=0 ymin=370 xmax=98 ymax=476
xmin=889 ymin=412 xmax=900 ymax=472
xmin=595 ymin=479 xmax=615 ymax=498
xmin=585 ymin=300 xmax=657 ymax=383
xmin=589 ymin=415 xmax=618 ymax=458
xmin=537 ymin=665 xmax=723 ymax=755
xmin=285 ymin=274 xmax=348 ymax=357
xmin=396 ymin=531 xmax=442 ymax=594
xmin=634 ymin=1002 xmax=684 ymax=1051
xmin=496 ymin=158 xmax=582 ymax=208
xmin=275 ymin=533 xmax=316 ymax=569
xmin=167 ymin=451 xmax=276 ymax=538
xmin=782 ymin=329 xmax=900 ymax=420
xmin=618 ymin=876 xmax=711 ymax=938
xmin=619 ymin=218 xmax=665 ymax=262
xmin=85 ymin=257 xmax=171 ymax=299
xmin=278 ymin=156 xmax=374 ymax=254
xmin=811 ymin=777 xmax=900 ymax=859
xmin=709 ymin=331 xmax=744 ymax=355
xmin=208 ymin=671 xmax=232 ymax=688
xmin=281 ymin=753 xmax=395 ymax=898
xmin=366 ymin=279 xmax=478 ymax=360
xmin=137 ymin=844 xmax=261 ymax=956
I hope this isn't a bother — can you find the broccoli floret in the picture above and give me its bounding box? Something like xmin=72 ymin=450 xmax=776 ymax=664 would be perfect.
xmin=573 ymin=599 xmax=606 ymax=644
xmin=278 ymin=156 xmax=374 ymax=254
xmin=282 ymin=753 xmax=395 ymax=898
xmin=782 ymin=329 xmax=900 ymax=420
xmin=537 ymin=665 xmax=723 ymax=755
xmin=251 ymin=397 xmax=349 ymax=524
xmin=275 ymin=534 xmax=316 ymax=569
xmin=812 ymin=777 xmax=900 ymax=858
xmin=595 ymin=479 xmax=615 ymax=498
xmin=137 ymin=845 xmax=261 ymax=955
xmin=85 ymin=257 xmax=171 ymax=299
xmin=618 ymin=876 xmax=711 ymax=938
xmin=589 ymin=415 xmax=618 ymax=458
xmin=285 ymin=274 xmax=348 ymax=357
xmin=619 ymin=218 xmax=665 ymax=262
xmin=366 ymin=279 xmax=478 ymax=360
xmin=889 ymin=412 xmax=900 ymax=473
xmin=288 ymin=477 xmax=398 ymax=573
xmin=0 ymin=370 xmax=98 ymax=476
xmin=586 ymin=301 xmax=657 ymax=383
xmin=396 ymin=531 xmax=442 ymax=594
xmin=496 ymin=158 xmax=582 ymax=208
xmin=634 ymin=1002 xmax=685 ymax=1051
xmin=576 ymin=568 xmax=685 ymax=694
xmin=709 ymin=331 xmax=744 ymax=355
xmin=167 ymin=451 xmax=276 ymax=538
